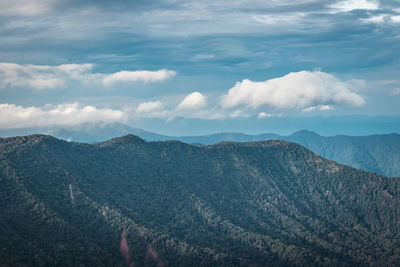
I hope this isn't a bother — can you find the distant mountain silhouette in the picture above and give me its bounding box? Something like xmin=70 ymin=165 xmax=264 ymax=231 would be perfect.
xmin=1 ymin=134 xmax=400 ymax=266
xmin=285 ymin=130 xmax=400 ymax=177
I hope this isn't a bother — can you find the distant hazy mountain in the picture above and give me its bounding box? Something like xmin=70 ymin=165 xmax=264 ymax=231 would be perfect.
xmin=117 ymin=115 xmax=400 ymax=137
xmin=284 ymin=130 xmax=400 ymax=177
xmin=1 ymin=134 xmax=400 ymax=266
xmin=49 ymin=122 xmax=171 ymax=143
xmin=1 ymin=122 xmax=399 ymax=176
xmin=0 ymin=122 xmax=171 ymax=143
xmin=176 ymin=132 xmax=281 ymax=144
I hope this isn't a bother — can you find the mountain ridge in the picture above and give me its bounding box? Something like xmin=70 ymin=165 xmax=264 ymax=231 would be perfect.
xmin=3 ymin=122 xmax=399 ymax=176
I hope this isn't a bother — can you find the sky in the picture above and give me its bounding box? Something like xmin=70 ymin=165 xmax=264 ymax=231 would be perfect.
xmin=0 ymin=0 xmax=400 ymax=135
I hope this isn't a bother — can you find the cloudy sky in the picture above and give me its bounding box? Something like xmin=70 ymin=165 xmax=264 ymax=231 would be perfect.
xmin=0 ymin=0 xmax=400 ymax=134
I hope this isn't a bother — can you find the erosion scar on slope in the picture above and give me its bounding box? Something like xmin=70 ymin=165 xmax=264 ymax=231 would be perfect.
xmin=69 ymin=184 xmax=75 ymax=203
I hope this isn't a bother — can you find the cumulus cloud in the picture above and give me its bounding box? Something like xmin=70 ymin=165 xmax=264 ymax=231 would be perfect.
xmin=0 ymin=63 xmax=176 ymax=89
xmin=0 ymin=103 xmax=124 ymax=129
xmin=134 ymin=100 xmax=168 ymax=118
xmin=102 ymin=69 xmax=176 ymax=86
xmin=136 ymin=101 xmax=163 ymax=113
xmin=220 ymin=71 xmax=365 ymax=110
xmin=177 ymin=92 xmax=207 ymax=110
xmin=329 ymin=0 xmax=379 ymax=13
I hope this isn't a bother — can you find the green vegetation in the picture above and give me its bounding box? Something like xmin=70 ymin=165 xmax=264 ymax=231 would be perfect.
xmin=1 ymin=134 xmax=400 ymax=266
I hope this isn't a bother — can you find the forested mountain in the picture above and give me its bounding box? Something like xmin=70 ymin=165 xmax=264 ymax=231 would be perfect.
xmin=1 ymin=123 xmax=400 ymax=176
xmin=1 ymin=134 xmax=400 ymax=266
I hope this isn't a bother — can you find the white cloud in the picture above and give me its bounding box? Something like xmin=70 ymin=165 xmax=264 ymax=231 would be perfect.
xmin=102 ymin=69 xmax=176 ymax=86
xmin=302 ymin=106 xmax=317 ymax=112
xmin=0 ymin=63 xmax=94 ymax=90
xmin=136 ymin=101 xmax=163 ymax=113
xmin=258 ymin=112 xmax=273 ymax=118
xmin=360 ymin=14 xmax=400 ymax=24
xmin=0 ymin=63 xmax=176 ymax=90
xmin=220 ymin=70 xmax=365 ymax=110
xmin=177 ymin=92 xmax=207 ymax=110
xmin=257 ymin=112 xmax=283 ymax=118
xmin=391 ymin=15 xmax=400 ymax=23
xmin=252 ymin=13 xmax=305 ymax=25
xmin=319 ymin=104 xmax=334 ymax=111
xmin=302 ymin=105 xmax=334 ymax=112
xmin=0 ymin=103 xmax=124 ymax=129
xmin=329 ymin=0 xmax=379 ymax=13
xmin=361 ymin=14 xmax=386 ymax=23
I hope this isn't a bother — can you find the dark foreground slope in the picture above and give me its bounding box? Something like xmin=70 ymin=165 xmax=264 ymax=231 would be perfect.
xmin=1 ymin=135 xmax=400 ymax=266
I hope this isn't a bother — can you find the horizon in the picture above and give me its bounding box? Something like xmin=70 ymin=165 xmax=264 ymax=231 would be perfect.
xmin=1 ymin=115 xmax=400 ymax=138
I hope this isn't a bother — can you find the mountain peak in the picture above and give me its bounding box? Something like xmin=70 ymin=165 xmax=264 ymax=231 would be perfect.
xmin=0 ymin=134 xmax=60 ymax=145
xmin=290 ymin=129 xmax=320 ymax=137
xmin=97 ymin=134 xmax=145 ymax=147
xmin=0 ymin=134 xmax=71 ymax=155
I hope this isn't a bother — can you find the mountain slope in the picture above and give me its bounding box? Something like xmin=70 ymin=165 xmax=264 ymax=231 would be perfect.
xmin=1 ymin=135 xmax=400 ymax=266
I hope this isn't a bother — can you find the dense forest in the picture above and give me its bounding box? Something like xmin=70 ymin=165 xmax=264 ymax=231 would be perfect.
xmin=1 ymin=134 xmax=400 ymax=266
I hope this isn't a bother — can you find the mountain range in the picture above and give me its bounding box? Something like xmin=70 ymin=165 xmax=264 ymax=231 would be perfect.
xmin=1 ymin=134 xmax=400 ymax=266
xmin=1 ymin=122 xmax=399 ymax=177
